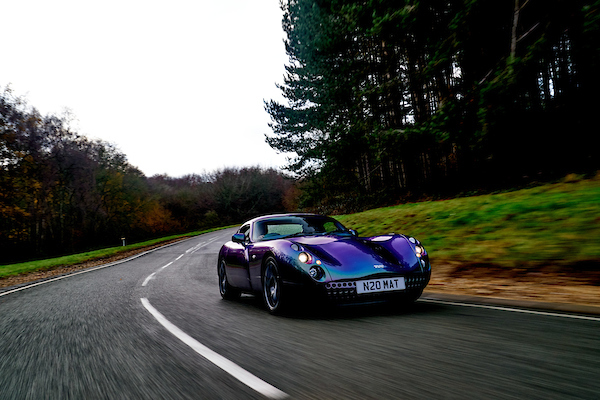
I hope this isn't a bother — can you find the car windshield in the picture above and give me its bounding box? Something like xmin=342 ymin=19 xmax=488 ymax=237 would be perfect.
xmin=252 ymin=216 xmax=348 ymax=242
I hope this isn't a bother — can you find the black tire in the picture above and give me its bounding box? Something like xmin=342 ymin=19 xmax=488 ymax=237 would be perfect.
xmin=262 ymin=257 xmax=286 ymax=314
xmin=218 ymin=259 xmax=240 ymax=300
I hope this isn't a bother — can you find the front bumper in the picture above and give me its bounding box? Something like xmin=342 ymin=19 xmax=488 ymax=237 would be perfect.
xmin=323 ymin=271 xmax=431 ymax=304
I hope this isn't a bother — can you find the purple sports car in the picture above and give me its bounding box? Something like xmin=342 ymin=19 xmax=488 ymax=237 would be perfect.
xmin=217 ymin=213 xmax=431 ymax=314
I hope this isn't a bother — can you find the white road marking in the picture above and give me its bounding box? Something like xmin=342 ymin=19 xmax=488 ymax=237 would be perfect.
xmin=142 ymin=273 xmax=156 ymax=287
xmin=0 ymin=233 xmax=229 ymax=298
xmin=420 ymin=298 xmax=600 ymax=322
xmin=186 ymin=242 xmax=205 ymax=253
xmin=160 ymin=262 xmax=173 ymax=271
xmin=142 ymin=235 xmax=221 ymax=288
xmin=142 ymin=262 xmax=173 ymax=287
xmin=0 ymin=236 xmax=199 ymax=298
xmin=186 ymin=237 xmax=219 ymax=255
xmin=140 ymin=298 xmax=288 ymax=399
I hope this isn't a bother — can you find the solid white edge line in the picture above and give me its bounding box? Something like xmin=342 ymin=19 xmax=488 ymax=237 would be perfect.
xmin=419 ymin=298 xmax=600 ymax=322
xmin=140 ymin=298 xmax=288 ymax=399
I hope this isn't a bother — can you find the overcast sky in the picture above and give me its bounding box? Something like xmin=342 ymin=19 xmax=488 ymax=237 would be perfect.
xmin=1 ymin=0 xmax=290 ymax=177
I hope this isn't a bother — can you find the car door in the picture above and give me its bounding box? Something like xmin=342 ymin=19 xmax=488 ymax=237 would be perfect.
xmin=247 ymin=243 xmax=269 ymax=291
xmin=224 ymin=225 xmax=252 ymax=290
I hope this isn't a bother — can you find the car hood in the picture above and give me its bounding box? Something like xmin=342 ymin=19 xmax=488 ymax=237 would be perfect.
xmin=291 ymin=235 xmax=422 ymax=281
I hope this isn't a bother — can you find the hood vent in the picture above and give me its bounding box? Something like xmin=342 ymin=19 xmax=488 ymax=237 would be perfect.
xmin=363 ymin=241 xmax=402 ymax=266
xmin=302 ymin=243 xmax=342 ymax=266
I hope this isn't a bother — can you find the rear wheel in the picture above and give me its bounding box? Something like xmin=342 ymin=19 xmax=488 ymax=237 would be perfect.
xmin=218 ymin=259 xmax=240 ymax=300
xmin=262 ymin=257 xmax=286 ymax=314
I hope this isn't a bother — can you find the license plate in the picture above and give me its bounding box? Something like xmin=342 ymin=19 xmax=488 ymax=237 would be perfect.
xmin=356 ymin=277 xmax=406 ymax=294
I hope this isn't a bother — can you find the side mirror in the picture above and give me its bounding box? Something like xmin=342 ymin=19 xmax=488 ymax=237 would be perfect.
xmin=349 ymin=229 xmax=358 ymax=237
xmin=232 ymin=233 xmax=246 ymax=244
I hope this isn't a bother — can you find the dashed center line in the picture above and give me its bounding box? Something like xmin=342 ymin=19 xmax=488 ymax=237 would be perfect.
xmin=185 ymin=237 xmax=218 ymax=254
xmin=142 ymin=262 xmax=173 ymax=287
xmin=160 ymin=262 xmax=173 ymax=271
xmin=142 ymin=237 xmax=219 ymax=288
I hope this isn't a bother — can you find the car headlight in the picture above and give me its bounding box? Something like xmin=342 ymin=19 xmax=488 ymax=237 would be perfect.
xmin=408 ymin=237 xmax=425 ymax=257
xmin=298 ymin=252 xmax=311 ymax=264
xmin=415 ymin=245 xmax=424 ymax=257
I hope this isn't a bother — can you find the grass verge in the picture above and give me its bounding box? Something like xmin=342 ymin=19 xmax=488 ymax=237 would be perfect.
xmin=337 ymin=175 xmax=600 ymax=271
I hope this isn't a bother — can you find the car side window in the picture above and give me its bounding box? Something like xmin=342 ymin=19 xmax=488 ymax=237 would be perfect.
xmin=323 ymin=221 xmax=344 ymax=233
xmin=238 ymin=225 xmax=250 ymax=242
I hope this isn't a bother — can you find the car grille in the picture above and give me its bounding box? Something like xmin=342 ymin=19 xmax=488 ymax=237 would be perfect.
xmin=325 ymin=273 xmax=430 ymax=303
xmin=325 ymin=281 xmax=358 ymax=301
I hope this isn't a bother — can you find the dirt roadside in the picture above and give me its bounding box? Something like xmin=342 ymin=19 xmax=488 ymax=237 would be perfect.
xmin=425 ymin=262 xmax=600 ymax=308
xmin=2 ymin=242 xmax=599 ymax=310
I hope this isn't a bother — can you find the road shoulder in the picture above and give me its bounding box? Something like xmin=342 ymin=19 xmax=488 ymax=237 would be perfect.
xmin=422 ymin=291 xmax=600 ymax=316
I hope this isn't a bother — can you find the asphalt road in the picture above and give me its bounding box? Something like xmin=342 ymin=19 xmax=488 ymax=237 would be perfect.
xmin=1 ymin=229 xmax=599 ymax=399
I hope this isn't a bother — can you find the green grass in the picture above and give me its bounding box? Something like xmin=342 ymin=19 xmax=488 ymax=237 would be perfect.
xmin=337 ymin=175 xmax=600 ymax=269
xmin=0 ymin=227 xmax=229 ymax=279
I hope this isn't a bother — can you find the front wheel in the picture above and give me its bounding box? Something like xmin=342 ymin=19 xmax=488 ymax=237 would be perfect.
xmin=218 ymin=259 xmax=240 ymax=300
xmin=262 ymin=257 xmax=286 ymax=314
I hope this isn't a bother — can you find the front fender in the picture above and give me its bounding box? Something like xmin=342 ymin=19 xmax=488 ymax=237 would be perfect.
xmin=249 ymin=240 xmax=322 ymax=292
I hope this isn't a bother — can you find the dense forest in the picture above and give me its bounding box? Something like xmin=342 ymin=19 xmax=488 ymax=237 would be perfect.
xmin=0 ymin=89 xmax=294 ymax=263
xmin=266 ymin=0 xmax=600 ymax=212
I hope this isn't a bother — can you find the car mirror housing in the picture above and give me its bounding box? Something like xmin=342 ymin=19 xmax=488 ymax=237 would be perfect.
xmin=232 ymin=233 xmax=246 ymax=244
xmin=349 ymin=229 xmax=358 ymax=236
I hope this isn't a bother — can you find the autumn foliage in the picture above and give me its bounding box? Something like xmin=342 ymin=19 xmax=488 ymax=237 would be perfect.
xmin=1 ymin=89 xmax=294 ymax=264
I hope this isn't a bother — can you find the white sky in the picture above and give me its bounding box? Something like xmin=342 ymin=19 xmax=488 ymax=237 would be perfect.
xmin=1 ymin=0 xmax=291 ymax=177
